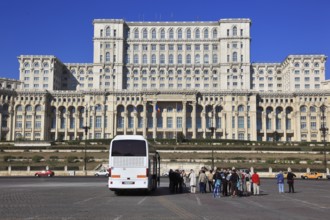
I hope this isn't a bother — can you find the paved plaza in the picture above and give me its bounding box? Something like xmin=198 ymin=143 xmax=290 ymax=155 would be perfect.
xmin=0 ymin=177 xmax=329 ymax=219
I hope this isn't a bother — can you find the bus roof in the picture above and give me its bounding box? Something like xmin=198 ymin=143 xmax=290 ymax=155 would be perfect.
xmin=112 ymin=135 xmax=146 ymax=141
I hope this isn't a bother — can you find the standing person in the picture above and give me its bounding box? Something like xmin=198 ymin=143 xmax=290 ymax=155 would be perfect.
xmin=229 ymin=169 xmax=239 ymax=197
xmin=276 ymin=171 xmax=285 ymax=193
xmin=213 ymin=169 xmax=221 ymax=198
xmin=207 ymin=169 xmax=214 ymax=193
xmin=287 ymin=169 xmax=296 ymax=193
xmin=198 ymin=170 xmax=207 ymax=193
xmin=245 ymin=171 xmax=251 ymax=196
xmin=222 ymin=170 xmax=228 ymax=196
xmin=251 ymin=171 xmax=260 ymax=195
xmin=189 ymin=169 xmax=197 ymax=193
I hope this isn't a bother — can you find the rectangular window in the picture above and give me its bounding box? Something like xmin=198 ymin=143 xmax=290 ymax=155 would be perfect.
xmin=311 ymin=122 xmax=317 ymax=130
xmin=70 ymin=118 xmax=75 ymax=129
xmin=232 ymin=117 xmax=235 ymax=128
xmin=147 ymin=117 xmax=153 ymax=128
xmin=128 ymin=117 xmax=133 ymax=128
xmin=186 ymin=117 xmax=192 ymax=128
xmin=301 ymin=122 xmax=307 ymax=129
xmin=118 ymin=117 xmax=124 ymax=128
xmin=238 ymin=116 xmax=244 ymax=128
xmin=138 ymin=117 xmax=143 ymax=128
xmin=167 ymin=117 xmax=173 ymax=128
xmin=176 ymin=117 xmax=182 ymax=129
xmin=96 ymin=116 xmax=102 ymax=128
xmin=157 ymin=117 xmax=163 ymax=128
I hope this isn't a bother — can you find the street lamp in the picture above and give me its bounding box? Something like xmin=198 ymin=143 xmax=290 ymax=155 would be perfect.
xmin=319 ymin=104 xmax=328 ymax=174
xmin=82 ymin=105 xmax=90 ymax=176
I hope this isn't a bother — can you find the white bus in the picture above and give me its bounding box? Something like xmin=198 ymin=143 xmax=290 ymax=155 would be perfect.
xmin=108 ymin=135 xmax=160 ymax=194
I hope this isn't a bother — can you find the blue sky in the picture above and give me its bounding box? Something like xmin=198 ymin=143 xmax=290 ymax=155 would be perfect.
xmin=0 ymin=0 xmax=329 ymax=79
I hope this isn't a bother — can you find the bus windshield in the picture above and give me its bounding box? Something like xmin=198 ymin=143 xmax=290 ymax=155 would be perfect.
xmin=111 ymin=140 xmax=147 ymax=156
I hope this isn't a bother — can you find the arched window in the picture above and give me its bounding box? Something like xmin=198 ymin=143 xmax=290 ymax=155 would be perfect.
xmin=160 ymin=54 xmax=165 ymax=64
xmin=35 ymin=105 xmax=42 ymax=112
xmin=100 ymin=29 xmax=103 ymax=37
xmin=195 ymin=29 xmax=200 ymax=39
xmin=186 ymin=29 xmax=191 ymax=39
xmin=95 ymin=105 xmax=102 ymax=112
xmin=133 ymin=54 xmax=139 ymax=64
xmin=232 ymin=52 xmax=238 ymax=62
xmin=304 ymin=62 xmax=310 ymax=67
xmin=195 ymin=54 xmax=200 ymax=64
xmin=34 ymin=62 xmax=39 ymax=68
xmin=238 ymin=105 xmax=244 ymax=112
xmin=294 ymin=62 xmax=300 ymax=67
xmin=24 ymin=62 xmax=30 ymax=68
xmin=212 ymin=29 xmax=218 ymax=38
xmin=177 ymin=29 xmax=182 ymax=39
xmin=169 ymin=54 xmax=174 ymax=64
xmin=169 ymin=29 xmax=174 ymax=39
xmin=106 ymin=27 xmax=110 ymax=36
xmin=178 ymin=54 xmax=182 ymax=64
xmin=105 ymin=52 xmax=110 ymax=63
xmin=151 ymin=29 xmax=156 ymax=39
xmin=212 ymin=54 xmax=218 ymax=64
xmin=204 ymin=29 xmax=209 ymax=39
xmin=26 ymin=105 xmax=32 ymax=112
xmin=233 ymin=26 xmax=237 ymax=36
xmin=134 ymin=29 xmax=139 ymax=39
xmin=186 ymin=54 xmax=191 ymax=64
xmin=142 ymin=54 xmax=147 ymax=64
xmin=160 ymin=29 xmax=165 ymax=39
xmin=300 ymin=106 xmax=307 ymax=112
xmin=16 ymin=105 xmax=22 ymax=111
xmin=143 ymin=29 xmax=148 ymax=39
xmin=204 ymin=54 xmax=209 ymax=64
xmin=105 ymin=68 xmax=110 ymax=73
xmin=310 ymin=106 xmax=316 ymax=112
xmin=151 ymin=54 xmax=156 ymax=64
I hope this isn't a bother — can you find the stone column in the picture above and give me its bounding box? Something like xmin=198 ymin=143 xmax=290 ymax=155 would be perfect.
xmin=212 ymin=106 xmax=216 ymax=139
xmin=91 ymin=110 xmax=96 ymax=139
xmin=9 ymin=109 xmax=14 ymax=141
xmin=74 ymin=113 xmax=79 ymax=140
xmin=113 ymin=111 xmax=117 ymax=137
xmin=244 ymin=112 xmax=248 ymax=140
xmin=31 ymin=111 xmax=36 ymax=140
xmin=307 ymin=112 xmax=311 ymax=142
xmin=202 ymin=110 xmax=206 ymax=139
xmin=182 ymin=101 xmax=187 ymax=138
xmin=133 ymin=111 xmax=137 ymax=135
xmin=22 ymin=111 xmax=26 ymax=139
xmin=64 ymin=112 xmax=69 ymax=140
xmin=143 ymin=102 xmax=147 ymax=138
xmin=262 ymin=111 xmax=267 ymax=141
xmin=102 ymin=110 xmax=106 ymax=138
xmin=55 ymin=111 xmax=60 ymax=141
xmin=0 ymin=112 xmax=2 ymax=141
xmin=282 ymin=114 xmax=286 ymax=141
xmin=191 ymin=101 xmax=197 ymax=139
xmin=41 ymin=108 xmax=47 ymax=141
xmin=124 ymin=110 xmax=127 ymax=135
xmin=152 ymin=101 xmax=157 ymax=139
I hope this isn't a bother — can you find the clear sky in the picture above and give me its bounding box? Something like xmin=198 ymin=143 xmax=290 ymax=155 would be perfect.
xmin=0 ymin=0 xmax=329 ymax=80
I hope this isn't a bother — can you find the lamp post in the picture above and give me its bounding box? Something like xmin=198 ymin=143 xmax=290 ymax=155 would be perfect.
xmin=82 ymin=105 xmax=90 ymax=176
xmin=319 ymin=105 xmax=328 ymax=174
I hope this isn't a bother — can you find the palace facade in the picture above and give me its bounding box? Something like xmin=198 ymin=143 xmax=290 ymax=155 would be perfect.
xmin=0 ymin=18 xmax=329 ymax=142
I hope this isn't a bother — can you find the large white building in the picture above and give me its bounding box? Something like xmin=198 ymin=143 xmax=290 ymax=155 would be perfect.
xmin=0 ymin=18 xmax=329 ymax=142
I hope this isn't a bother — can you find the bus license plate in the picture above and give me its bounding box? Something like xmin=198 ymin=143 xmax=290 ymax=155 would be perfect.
xmin=123 ymin=181 xmax=134 ymax=185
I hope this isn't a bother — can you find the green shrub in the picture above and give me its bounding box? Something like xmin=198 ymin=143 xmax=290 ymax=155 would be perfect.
xmin=3 ymin=155 xmax=15 ymax=162
xmin=49 ymin=156 xmax=59 ymax=161
xmin=67 ymin=156 xmax=78 ymax=163
xmin=32 ymin=155 xmax=44 ymax=163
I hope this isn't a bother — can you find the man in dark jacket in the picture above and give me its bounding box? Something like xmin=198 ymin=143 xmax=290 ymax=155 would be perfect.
xmin=230 ymin=169 xmax=239 ymax=196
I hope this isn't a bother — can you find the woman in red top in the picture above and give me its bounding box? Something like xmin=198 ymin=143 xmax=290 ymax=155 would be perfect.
xmin=251 ymin=172 xmax=260 ymax=195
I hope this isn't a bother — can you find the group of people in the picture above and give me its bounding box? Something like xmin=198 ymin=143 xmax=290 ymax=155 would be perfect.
xmin=168 ymin=167 xmax=297 ymax=197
